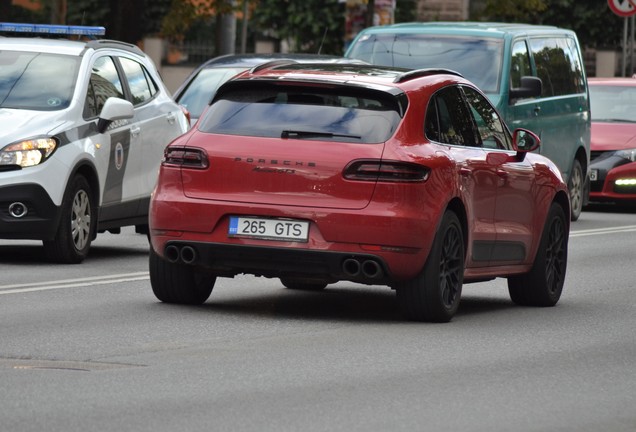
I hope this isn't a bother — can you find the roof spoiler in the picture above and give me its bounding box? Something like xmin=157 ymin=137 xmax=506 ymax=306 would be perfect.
xmin=250 ymin=60 xmax=300 ymax=73
xmin=394 ymin=68 xmax=463 ymax=83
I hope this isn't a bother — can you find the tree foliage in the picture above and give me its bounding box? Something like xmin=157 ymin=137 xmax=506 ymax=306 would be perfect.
xmin=476 ymin=0 xmax=624 ymax=48
xmin=3 ymin=0 xmax=626 ymax=51
xmin=252 ymin=0 xmax=346 ymax=54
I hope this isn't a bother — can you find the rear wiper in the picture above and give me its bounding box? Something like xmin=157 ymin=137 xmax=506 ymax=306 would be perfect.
xmin=281 ymin=130 xmax=361 ymax=140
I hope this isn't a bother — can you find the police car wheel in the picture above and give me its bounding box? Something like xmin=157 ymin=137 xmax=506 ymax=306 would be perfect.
xmin=44 ymin=175 xmax=94 ymax=264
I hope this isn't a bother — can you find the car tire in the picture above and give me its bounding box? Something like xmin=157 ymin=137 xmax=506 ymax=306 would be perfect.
xmin=507 ymin=203 xmax=568 ymax=307
xmin=395 ymin=211 xmax=464 ymax=322
xmin=149 ymin=247 xmax=215 ymax=304
xmin=280 ymin=278 xmax=328 ymax=291
xmin=43 ymin=174 xmax=94 ymax=264
xmin=568 ymin=159 xmax=583 ymax=221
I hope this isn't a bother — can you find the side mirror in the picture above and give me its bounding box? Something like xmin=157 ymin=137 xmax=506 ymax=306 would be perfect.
xmin=97 ymin=97 xmax=134 ymax=133
xmin=509 ymin=76 xmax=542 ymax=100
xmin=512 ymin=128 xmax=540 ymax=154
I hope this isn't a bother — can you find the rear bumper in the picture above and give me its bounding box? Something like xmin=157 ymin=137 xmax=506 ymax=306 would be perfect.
xmin=149 ymin=197 xmax=440 ymax=283
xmin=160 ymin=240 xmax=393 ymax=285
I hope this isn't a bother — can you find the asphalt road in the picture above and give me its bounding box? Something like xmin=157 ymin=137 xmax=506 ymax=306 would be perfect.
xmin=1 ymin=205 xmax=635 ymax=432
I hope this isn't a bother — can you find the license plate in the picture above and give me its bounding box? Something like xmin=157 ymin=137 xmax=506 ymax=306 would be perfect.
xmin=590 ymin=169 xmax=598 ymax=182
xmin=228 ymin=216 xmax=309 ymax=242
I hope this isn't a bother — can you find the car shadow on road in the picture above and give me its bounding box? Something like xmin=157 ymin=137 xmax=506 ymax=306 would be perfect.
xmin=170 ymin=285 xmax=519 ymax=324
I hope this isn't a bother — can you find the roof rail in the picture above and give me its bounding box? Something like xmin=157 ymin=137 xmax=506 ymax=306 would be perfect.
xmin=86 ymin=39 xmax=143 ymax=55
xmin=394 ymin=68 xmax=463 ymax=83
xmin=250 ymin=59 xmax=299 ymax=73
xmin=0 ymin=22 xmax=105 ymax=37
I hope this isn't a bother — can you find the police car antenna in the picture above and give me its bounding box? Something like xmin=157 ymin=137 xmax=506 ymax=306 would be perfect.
xmin=317 ymin=27 xmax=328 ymax=54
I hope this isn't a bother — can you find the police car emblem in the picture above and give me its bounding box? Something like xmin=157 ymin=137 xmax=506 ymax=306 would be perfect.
xmin=115 ymin=142 xmax=124 ymax=170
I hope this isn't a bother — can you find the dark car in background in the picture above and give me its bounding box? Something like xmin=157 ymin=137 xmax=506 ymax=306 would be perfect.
xmin=148 ymin=63 xmax=570 ymax=323
xmin=588 ymin=77 xmax=636 ymax=205
xmin=174 ymin=53 xmax=366 ymax=125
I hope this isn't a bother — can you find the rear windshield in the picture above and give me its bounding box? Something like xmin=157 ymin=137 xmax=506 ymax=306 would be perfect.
xmin=197 ymin=83 xmax=403 ymax=143
xmin=347 ymin=34 xmax=503 ymax=94
xmin=0 ymin=51 xmax=80 ymax=111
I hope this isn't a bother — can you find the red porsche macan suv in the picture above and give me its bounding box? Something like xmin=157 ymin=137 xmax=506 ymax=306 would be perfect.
xmin=149 ymin=63 xmax=570 ymax=322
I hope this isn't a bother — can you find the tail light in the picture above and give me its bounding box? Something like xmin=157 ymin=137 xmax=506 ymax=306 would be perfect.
xmin=162 ymin=147 xmax=209 ymax=169
xmin=343 ymin=160 xmax=430 ymax=182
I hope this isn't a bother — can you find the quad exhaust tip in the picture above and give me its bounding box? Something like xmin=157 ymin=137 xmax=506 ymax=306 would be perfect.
xmin=164 ymin=244 xmax=197 ymax=265
xmin=343 ymin=258 xmax=383 ymax=279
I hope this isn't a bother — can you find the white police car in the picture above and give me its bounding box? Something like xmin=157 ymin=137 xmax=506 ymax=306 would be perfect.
xmin=0 ymin=23 xmax=190 ymax=263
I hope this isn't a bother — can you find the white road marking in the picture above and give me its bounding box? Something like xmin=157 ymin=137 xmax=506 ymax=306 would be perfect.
xmin=0 ymin=272 xmax=149 ymax=295
xmin=569 ymin=225 xmax=636 ymax=238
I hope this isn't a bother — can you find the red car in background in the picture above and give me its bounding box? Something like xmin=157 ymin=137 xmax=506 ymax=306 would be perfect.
xmin=588 ymin=77 xmax=636 ymax=204
xmin=148 ymin=63 xmax=570 ymax=322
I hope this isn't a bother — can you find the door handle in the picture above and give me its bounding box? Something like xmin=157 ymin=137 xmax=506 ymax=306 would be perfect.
xmin=166 ymin=113 xmax=176 ymax=124
xmin=130 ymin=126 xmax=141 ymax=137
xmin=533 ymin=106 xmax=541 ymax=116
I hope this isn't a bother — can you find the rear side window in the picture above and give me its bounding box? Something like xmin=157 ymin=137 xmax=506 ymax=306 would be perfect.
xmin=462 ymin=86 xmax=511 ymax=150
xmin=425 ymin=86 xmax=478 ymax=146
xmin=119 ymin=57 xmax=158 ymax=106
xmin=198 ymin=84 xmax=403 ymax=143
xmin=529 ymin=37 xmax=585 ymax=97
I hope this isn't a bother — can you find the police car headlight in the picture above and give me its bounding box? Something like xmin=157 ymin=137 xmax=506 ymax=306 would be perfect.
xmin=0 ymin=138 xmax=58 ymax=167
xmin=616 ymin=148 xmax=636 ymax=162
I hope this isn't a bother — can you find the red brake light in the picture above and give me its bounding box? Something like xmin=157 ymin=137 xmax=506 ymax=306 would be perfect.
xmin=162 ymin=147 xmax=209 ymax=169
xmin=344 ymin=160 xmax=430 ymax=182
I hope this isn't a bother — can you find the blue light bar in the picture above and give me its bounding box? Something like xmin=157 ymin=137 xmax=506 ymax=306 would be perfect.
xmin=0 ymin=22 xmax=105 ymax=36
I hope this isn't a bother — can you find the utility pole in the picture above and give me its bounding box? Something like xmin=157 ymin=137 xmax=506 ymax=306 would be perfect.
xmin=217 ymin=0 xmax=237 ymax=55
xmin=240 ymin=0 xmax=248 ymax=54
xmin=366 ymin=0 xmax=376 ymax=27
xmin=50 ymin=0 xmax=67 ymax=24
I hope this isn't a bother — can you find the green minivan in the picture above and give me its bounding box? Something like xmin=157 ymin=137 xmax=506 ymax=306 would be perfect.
xmin=345 ymin=22 xmax=591 ymax=220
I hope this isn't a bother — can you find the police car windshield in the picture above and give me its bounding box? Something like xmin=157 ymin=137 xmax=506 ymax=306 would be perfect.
xmin=0 ymin=51 xmax=80 ymax=111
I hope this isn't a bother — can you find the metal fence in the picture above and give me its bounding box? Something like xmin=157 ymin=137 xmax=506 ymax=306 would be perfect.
xmin=165 ymin=40 xmax=216 ymax=65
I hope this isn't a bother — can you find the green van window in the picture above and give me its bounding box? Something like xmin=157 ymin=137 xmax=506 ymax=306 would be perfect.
xmin=529 ymin=37 xmax=583 ymax=97
xmin=510 ymin=40 xmax=531 ymax=90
